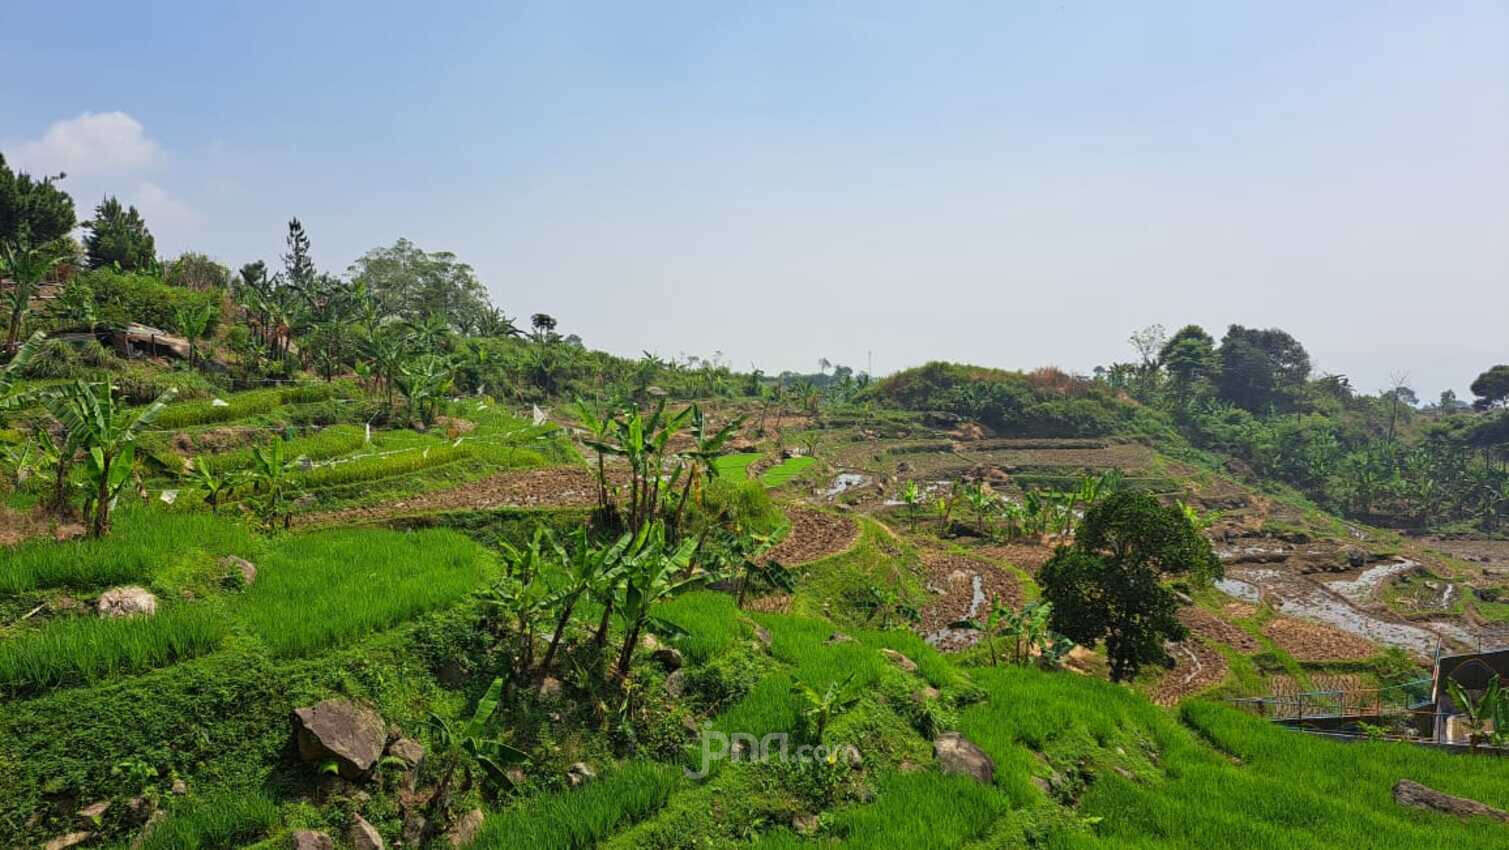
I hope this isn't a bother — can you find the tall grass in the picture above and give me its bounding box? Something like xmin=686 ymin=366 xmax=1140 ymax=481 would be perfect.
xmin=0 ymin=605 xmax=227 ymax=695
xmin=132 ymin=789 xmax=279 ymax=850
xmin=471 ymin=761 xmax=680 ymax=850
xmin=0 ymin=510 xmax=260 ymax=594
xmin=152 ymin=384 xmax=348 ymax=430
xmin=210 ymin=424 xmax=367 ymax=472
xmin=712 ymin=452 xmax=761 ymax=480
xmin=240 ymin=528 xmax=493 ymax=656
xmin=653 ymin=590 xmax=748 ymax=664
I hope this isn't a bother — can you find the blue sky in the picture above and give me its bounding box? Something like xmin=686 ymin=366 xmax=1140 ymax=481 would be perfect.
xmin=3 ymin=1 xmax=1506 ymax=397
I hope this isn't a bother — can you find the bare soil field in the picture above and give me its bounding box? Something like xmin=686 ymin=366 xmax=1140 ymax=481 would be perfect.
xmin=1152 ymin=640 xmax=1228 ymax=706
xmin=296 ymin=464 xmax=601 ymax=526
xmin=1261 ymin=618 xmax=1378 ymax=662
xmin=1179 ymin=607 xmax=1260 ymax=652
xmin=765 ymin=507 xmax=858 ymax=566
xmin=918 ymin=551 xmax=1022 ymax=651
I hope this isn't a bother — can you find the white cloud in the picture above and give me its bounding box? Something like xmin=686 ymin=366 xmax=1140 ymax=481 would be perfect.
xmin=133 ymin=181 xmax=206 ymax=251
xmin=13 ymin=112 xmax=161 ymax=178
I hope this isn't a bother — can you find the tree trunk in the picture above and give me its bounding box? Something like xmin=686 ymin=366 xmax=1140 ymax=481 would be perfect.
xmin=91 ymin=455 xmax=111 ymax=538
xmin=537 ymin=595 xmax=579 ymax=681
xmin=592 ymin=598 xmax=615 ymax=648
xmin=616 ymin=618 xmax=642 ymax=679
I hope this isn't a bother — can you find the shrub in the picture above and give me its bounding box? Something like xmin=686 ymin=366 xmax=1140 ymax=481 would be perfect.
xmin=78 ymin=267 xmax=221 ymax=335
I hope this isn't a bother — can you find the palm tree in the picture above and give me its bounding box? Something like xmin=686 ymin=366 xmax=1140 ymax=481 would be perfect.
xmin=2 ymin=236 xmax=66 ymax=355
xmin=174 ymin=302 xmax=216 ymax=368
xmin=45 ymin=380 xmax=176 ymax=536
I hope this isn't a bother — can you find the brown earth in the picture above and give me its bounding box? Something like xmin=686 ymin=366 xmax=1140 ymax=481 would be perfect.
xmin=0 ymin=505 xmax=54 ymax=546
xmin=765 ymin=507 xmax=858 ymax=566
xmin=296 ymin=465 xmax=601 ymax=526
xmin=1152 ymin=640 xmax=1228 ymax=706
xmin=976 ymin=543 xmax=1053 ymax=575
xmin=918 ymin=552 xmax=1022 ymax=651
xmin=1261 ymin=618 xmax=1378 ymax=662
xmin=1179 ymin=607 xmax=1260 ymax=652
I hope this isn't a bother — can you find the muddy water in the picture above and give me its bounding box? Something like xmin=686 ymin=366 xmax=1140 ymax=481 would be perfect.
xmin=1325 ymin=559 xmax=1419 ymax=605
xmin=824 ymin=473 xmax=871 ymax=498
xmin=1221 ymin=564 xmax=1443 ymax=656
xmin=925 ymin=574 xmax=987 ymax=648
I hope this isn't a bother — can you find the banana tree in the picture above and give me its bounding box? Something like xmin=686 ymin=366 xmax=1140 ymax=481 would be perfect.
xmin=0 ymin=332 xmax=46 ymax=416
xmin=669 ymin=404 xmax=745 ymax=534
xmin=961 ymin=482 xmax=998 ymax=538
xmin=899 ymin=481 xmax=922 ymax=531
xmin=583 ymin=400 xmax=692 ymax=535
xmin=570 ymin=399 xmax=616 ymax=518
xmin=428 ymin=677 xmax=529 ymax=822
xmin=396 ymin=353 xmax=455 ymax=427
xmin=791 ymin=673 xmax=860 ymax=743
xmin=536 ymin=528 xmax=633 ymax=680
xmin=614 ymin=523 xmax=702 ymax=678
xmin=173 ymin=301 xmax=217 ymax=368
xmin=246 ymin=440 xmax=302 ymax=530
xmin=45 ymin=380 xmax=176 ymax=536
xmin=487 ymin=528 xmax=560 ymax=683
xmin=185 ymin=455 xmax=239 ymax=513
xmin=1443 ymin=674 xmax=1506 ymax=752
xmin=1 ymin=237 xmax=65 ymax=355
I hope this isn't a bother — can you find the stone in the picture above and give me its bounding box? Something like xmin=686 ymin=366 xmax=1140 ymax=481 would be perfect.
xmin=1392 ymin=779 xmax=1509 ymax=822
xmin=505 ymin=766 xmax=528 ymax=788
xmin=566 ymin=762 xmax=596 ymax=787
xmin=387 ymin=737 xmax=425 ymax=770
xmin=933 ymin=732 xmax=995 ymax=784
xmin=402 ymin=813 xmax=428 ymax=847
xmin=446 ymin=809 xmax=484 ymax=847
xmin=753 ymin=625 xmax=773 ymax=649
xmin=130 ymin=810 xmax=167 ymax=850
xmin=914 ymin=686 xmax=941 ymax=703
xmin=538 ymin=676 xmax=564 ymax=700
xmin=1346 ymin=548 xmax=1367 ymax=568
xmin=76 ymin=799 xmax=110 ymax=826
xmin=350 ymin=814 xmax=384 ymax=850
xmin=791 ymin=813 xmax=820 ymax=835
xmin=291 ymin=830 xmax=335 ymax=850
xmin=170 ymin=778 xmax=187 ymax=795
xmin=44 ymin=832 xmax=91 ymax=850
xmin=651 ymin=646 xmax=684 ymax=671
xmin=97 ymin=586 xmax=157 ymax=617
xmin=664 ymin=669 xmax=688 ymax=698
xmin=640 ymin=633 xmax=664 ymax=652
xmin=1031 ymin=775 xmax=1052 ymax=794
xmin=53 ymin=523 xmax=86 ymax=542
xmin=222 ymin=555 xmax=257 ymax=586
xmin=293 ymin=698 xmax=387 ymax=780
xmin=825 ymin=632 xmax=855 ymax=645
xmin=880 ymin=648 xmax=919 ymax=673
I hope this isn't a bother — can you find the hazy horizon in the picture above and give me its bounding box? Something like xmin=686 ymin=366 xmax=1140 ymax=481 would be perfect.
xmin=4 ymin=2 xmax=1505 ymax=397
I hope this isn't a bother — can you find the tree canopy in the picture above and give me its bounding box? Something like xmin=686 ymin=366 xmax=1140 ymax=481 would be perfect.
xmin=1215 ymin=325 xmax=1311 ymax=413
xmin=1040 ymin=490 xmax=1221 ymax=682
xmin=0 ymin=153 xmax=76 ymax=246
xmin=347 ymin=238 xmax=492 ymax=331
xmin=1470 ymin=365 xmax=1509 ymax=410
xmin=82 ymin=196 xmax=156 ymax=271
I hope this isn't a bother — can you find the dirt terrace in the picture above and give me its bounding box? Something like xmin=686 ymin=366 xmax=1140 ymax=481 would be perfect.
xmin=1178 ymin=607 xmax=1259 ymax=652
xmin=1261 ymin=618 xmax=1378 ymax=662
xmin=765 ymin=507 xmax=858 ymax=566
xmin=918 ymin=551 xmax=1022 ymax=652
xmin=1152 ymin=640 xmax=1228 ymax=706
xmin=297 ymin=465 xmax=601 ymax=526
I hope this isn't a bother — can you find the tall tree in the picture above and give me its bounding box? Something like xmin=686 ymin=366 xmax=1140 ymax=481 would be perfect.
xmin=165 ymin=252 xmax=230 ymax=290
xmin=281 ymin=218 xmax=316 ymax=292
xmin=1039 ymin=490 xmax=1221 ymax=682
xmin=1158 ymin=324 xmax=1216 ymax=410
xmin=1216 ymin=325 xmax=1311 ymax=414
xmin=1470 ymin=366 xmax=1509 ymax=411
xmin=347 ymin=238 xmax=491 ymax=329
xmin=0 ymin=154 xmax=75 ymax=246
xmin=82 ymin=196 xmax=156 ymax=271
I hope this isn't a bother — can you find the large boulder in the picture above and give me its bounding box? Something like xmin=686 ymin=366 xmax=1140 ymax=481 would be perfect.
xmin=446 ymin=809 xmax=485 ymax=847
xmin=350 ymin=814 xmax=384 ymax=850
xmin=291 ymin=831 xmax=334 ymax=850
xmin=881 ymin=648 xmax=919 ymax=673
xmin=293 ymin=699 xmax=386 ymax=780
xmin=1393 ymin=779 xmax=1509 ymax=822
xmin=222 ymin=555 xmax=257 ymax=586
xmin=933 ymin=732 xmax=995 ymax=784
xmin=97 ymin=586 xmax=157 ymax=618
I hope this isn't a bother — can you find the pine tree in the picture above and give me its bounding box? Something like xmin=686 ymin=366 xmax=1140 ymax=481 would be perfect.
xmin=82 ymin=196 xmax=156 ymax=271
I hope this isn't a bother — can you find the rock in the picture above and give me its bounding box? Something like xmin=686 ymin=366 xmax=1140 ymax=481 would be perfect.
xmin=1346 ymin=548 xmax=1367 ymax=568
xmin=651 ymin=646 xmax=684 ymax=671
xmin=222 ymin=555 xmax=257 ymax=586
xmin=446 ymin=809 xmax=484 ymax=847
xmin=126 ymin=795 xmax=155 ymax=820
xmin=933 ymin=732 xmax=995 ymax=784
xmin=44 ymin=832 xmax=91 ymax=850
xmin=825 ymin=632 xmax=855 ymax=645
xmin=880 ymin=648 xmax=919 ymax=673
xmin=1392 ymin=779 xmax=1509 ymax=822
xmin=293 ymin=698 xmax=387 ymax=780
xmin=387 ymin=737 xmax=425 ymax=770
xmin=97 ymin=586 xmax=157 ymax=617
xmin=350 ymin=814 xmax=384 ymax=850
xmin=1031 ymin=775 xmax=1052 ymax=794
xmin=640 ymin=633 xmax=664 ymax=652
xmin=538 ymin=675 xmax=564 ymax=700
xmin=291 ymin=830 xmax=335 ymax=850
xmin=664 ymin=669 xmax=688 ymax=698
xmin=402 ymin=812 xmax=428 ymax=846
xmin=791 ymin=813 xmax=820 ymax=835
xmin=505 ymin=766 xmax=528 ymax=788
xmin=841 ymin=744 xmax=863 ymax=769
xmin=170 ymin=778 xmax=187 ymax=795
xmin=898 ymin=759 xmax=922 ymax=773
xmin=566 ymin=762 xmax=596 ymax=787
xmin=1112 ymin=766 xmax=1136 ymax=781
xmin=753 ymin=624 xmax=773 ymax=649
xmin=78 ymin=799 xmax=110 ymax=825
xmin=914 ymin=686 xmax=941 ymax=702
xmin=53 ymin=523 xmax=86 ymax=542
xmin=129 ymin=810 xmax=166 ymax=850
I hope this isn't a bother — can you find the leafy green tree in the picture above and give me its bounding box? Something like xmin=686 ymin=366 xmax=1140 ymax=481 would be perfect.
xmin=164 ymin=252 xmax=230 ymax=290
xmin=396 ymin=353 xmax=455 ymax=427
xmin=173 ymin=301 xmax=217 ymax=367
xmin=1 ymin=235 xmax=66 ymax=353
xmin=1470 ymin=366 xmax=1509 ymax=410
xmin=348 ymin=238 xmax=492 ymax=329
xmin=0 ymin=154 xmax=75 ymax=245
xmin=1039 ymin=490 xmax=1221 ymax=682
xmin=1216 ymin=325 xmax=1311 ymax=413
xmin=82 ymin=196 xmax=156 ymax=271
xmin=45 ymin=380 xmax=175 ymax=536
xmin=1159 ymin=324 xmax=1216 ymax=409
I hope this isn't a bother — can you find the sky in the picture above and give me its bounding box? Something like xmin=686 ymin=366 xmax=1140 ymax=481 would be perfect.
xmin=3 ymin=1 xmax=1506 ymax=398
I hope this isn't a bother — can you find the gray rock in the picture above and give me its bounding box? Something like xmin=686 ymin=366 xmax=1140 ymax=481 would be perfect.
xmin=350 ymin=814 xmax=384 ymax=850
xmin=387 ymin=737 xmax=425 ymax=770
xmin=170 ymin=778 xmax=187 ymax=795
xmin=753 ymin=625 xmax=773 ymax=649
xmin=222 ymin=555 xmax=257 ymax=586
xmin=933 ymin=732 xmax=995 ymax=784
xmin=97 ymin=586 xmax=157 ymax=617
xmin=791 ymin=813 xmax=820 ymax=835
xmin=651 ymin=646 xmax=684 ymax=671
xmin=825 ymin=632 xmax=855 ymax=645
xmin=664 ymin=669 xmax=688 ymax=698
xmin=402 ymin=812 xmax=428 ymax=847
xmin=445 ymin=809 xmax=485 ymax=847
xmin=1393 ymin=779 xmax=1509 ymax=822
xmin=77 ymin=800 xmax=110 ymax=825
xmin=44 ymin=832 xmax=91 ymax=850
xmin=566 ymin=762 xmax=596 ymax=787
xmin=291 ymin=830 xmax=334 ymax=850
xmin=293 ymin=699 xmax=386 ymax=780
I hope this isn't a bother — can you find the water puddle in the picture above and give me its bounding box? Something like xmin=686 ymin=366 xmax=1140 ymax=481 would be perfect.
xmin=925 ymin=574 xmax=987 ymax=648
xmin=1325 ymin=559 xmax=1419 ymax=605
xmin=824 ymin=473 xmax=871 ymax=498
xmin=1221 ymin=564 xmax=1441 ymax=655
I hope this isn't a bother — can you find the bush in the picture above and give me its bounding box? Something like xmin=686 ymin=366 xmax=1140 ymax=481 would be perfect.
xmin=77 ymin=267 xmax=221 ymax=335
xmin=16 ymin=339 xmax=85 ymax=379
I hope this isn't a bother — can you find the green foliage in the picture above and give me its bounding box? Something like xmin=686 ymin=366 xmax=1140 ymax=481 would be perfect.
xmin=0 ymin=605 xmax=227 ymax=695
xmin=348 ymin=238 xmax=495 ymax=331
xmin=711 ymin=452 xmax=761 ymax=479
xmin=240 ymin=528 xmax=492 ymax=656
xmin=0 ymin=153 xmax=76 ymax=245
xmin=131 ymin=789 xmax=279 ymax=850
xmin=1471 ymin=364 xmax=1509 ymax=409
xmin=162 ymin=252 xmax=230 ymax=291
xmin=77 ymin=267 xmax=220 ymax=334
xmin=759 ymin=456 xmax=814 ymax=487
xmin=470 ymin=761 xmax=680 ymax=850
xmin=1040 ymin=490 xmax=1220 ymax=681
xmin=83 ymin=196 xmax=156 ymax=271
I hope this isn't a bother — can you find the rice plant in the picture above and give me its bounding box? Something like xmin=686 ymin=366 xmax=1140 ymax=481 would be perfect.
xmin=133 ymin=789 xmax=279 ymax=850
xmin=0 ymin=605 xmax=228 ymax=695
xmin=759 ymin=456 xmax=815 ymax=488
xmin=471 ymin=761 xmax=680 ymax=850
